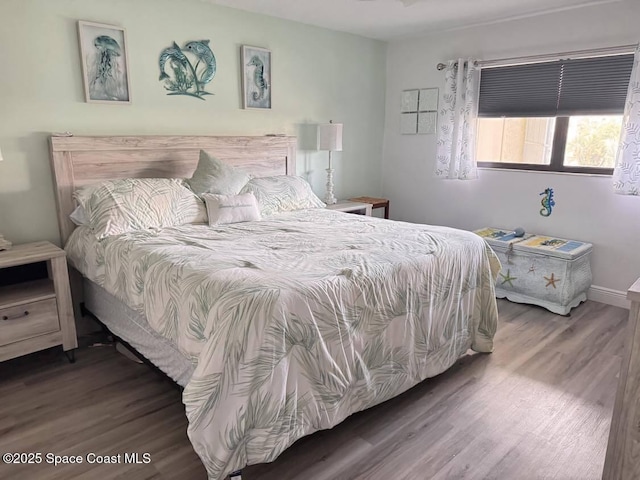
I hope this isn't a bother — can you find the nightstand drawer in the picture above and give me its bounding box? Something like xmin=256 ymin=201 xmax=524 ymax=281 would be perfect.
xmin=0 ymin=298 xmax=60 ymax=346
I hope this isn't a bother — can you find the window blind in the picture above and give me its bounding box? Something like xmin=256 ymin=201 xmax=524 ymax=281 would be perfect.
xmin=478 ymin=54 xmax=634 ymax=117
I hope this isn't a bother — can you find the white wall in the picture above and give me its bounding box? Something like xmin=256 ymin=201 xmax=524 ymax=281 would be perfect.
xmin=0 ymin=0 xmax=386 ymax=245
xmin=383 ymin=1 xmax=640 ymax=294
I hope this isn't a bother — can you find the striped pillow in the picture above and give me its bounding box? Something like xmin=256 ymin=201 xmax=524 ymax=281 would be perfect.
xmin=202 ymin=192 xmax=261 ymax=225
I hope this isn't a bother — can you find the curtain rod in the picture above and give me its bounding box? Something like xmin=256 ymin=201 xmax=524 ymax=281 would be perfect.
xmin=436 ymin=43 xmax=637 ymax=70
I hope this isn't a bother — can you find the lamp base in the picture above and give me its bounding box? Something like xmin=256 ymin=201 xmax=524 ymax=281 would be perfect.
xmin=324 ymin=168 xmax=337 ymax=205
xmin=0 ymin=234 xmax=12 ymax=251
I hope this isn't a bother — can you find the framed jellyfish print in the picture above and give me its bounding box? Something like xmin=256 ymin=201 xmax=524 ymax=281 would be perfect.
xmin=78 ymin=21 xmax=132 ymax=104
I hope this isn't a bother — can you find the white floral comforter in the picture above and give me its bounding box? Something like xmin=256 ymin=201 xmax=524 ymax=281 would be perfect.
xmin=66 ymin=209 xmax=500 ymax=480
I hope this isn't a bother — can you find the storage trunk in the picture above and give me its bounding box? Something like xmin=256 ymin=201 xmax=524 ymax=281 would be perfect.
xmin=475 ymin=228 xmax=592 ymax=315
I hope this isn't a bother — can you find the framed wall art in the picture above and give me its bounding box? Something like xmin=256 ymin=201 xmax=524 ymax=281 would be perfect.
xmin=78 ymin=21 xmax=131 ymax=104
xmin=241 ymin=45 xmax=271 ymax=109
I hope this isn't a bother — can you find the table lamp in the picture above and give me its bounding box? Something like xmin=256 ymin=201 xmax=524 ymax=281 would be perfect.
xmin=0 ymin=147 xmax=11 ymax=251
xmin=318 ymin=120 xmax=343 ymax=205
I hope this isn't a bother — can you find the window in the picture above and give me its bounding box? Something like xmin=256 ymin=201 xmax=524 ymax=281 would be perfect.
xmin=476 ymin=54 xmax=634 ymax=174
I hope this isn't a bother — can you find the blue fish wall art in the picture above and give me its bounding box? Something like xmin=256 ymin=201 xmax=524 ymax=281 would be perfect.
xmin=159 ymin=40 xmax=216 ymax=100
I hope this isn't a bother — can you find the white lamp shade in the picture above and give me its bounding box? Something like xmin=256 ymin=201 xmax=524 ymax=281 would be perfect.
xmin=318 ymin=123 xmax=343 ymax=152
xmin=0 ymin=147 xmax=3 ymax=162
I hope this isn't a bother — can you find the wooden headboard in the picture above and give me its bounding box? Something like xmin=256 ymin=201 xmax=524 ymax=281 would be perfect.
xmin=49 ymin=135 xmax=297 ymax=245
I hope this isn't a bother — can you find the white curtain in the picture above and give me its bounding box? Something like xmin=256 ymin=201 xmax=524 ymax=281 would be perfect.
xmin=613 ymin=45 xmax=640 ymax=195
xmin=435 ymin=58 xmax=480 ymax=180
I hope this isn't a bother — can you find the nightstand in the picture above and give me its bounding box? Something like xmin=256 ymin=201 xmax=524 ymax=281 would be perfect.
xmin=349 ymin=196 xmax=389 ymax=219
xmin=326 ymin=200 xmax=373 ymax=216
xmin=0 ymin=242 xmax=77 ymax=362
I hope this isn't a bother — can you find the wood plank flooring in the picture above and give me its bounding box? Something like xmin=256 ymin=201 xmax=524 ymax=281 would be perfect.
xmin=0 ymin=299 xmax=628 ymax=480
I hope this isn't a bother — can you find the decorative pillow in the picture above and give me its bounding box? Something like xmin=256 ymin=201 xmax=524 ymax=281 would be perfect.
xmin=239 ymin=175 xmax=326 ymax=216
xmin=74 ymin=178 xmax=207 ymax=239
xmin=202 ymin=192 xmax=261 ymax=226
xmin=186 ymin=150 xmax=251 ymax=195
xmin=69 ymin=205 xmax=89 ymax=226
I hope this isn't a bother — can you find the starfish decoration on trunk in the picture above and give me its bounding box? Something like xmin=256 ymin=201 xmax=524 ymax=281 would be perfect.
xmin=500 ymin=269 xmax=517 ymax=287
xmin=544 ymin=273 xmax=560 ymax=288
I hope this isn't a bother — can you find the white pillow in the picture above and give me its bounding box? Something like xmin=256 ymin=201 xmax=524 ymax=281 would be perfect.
xmin=74 ymin=178 xmax=207 ymax=239
xmin=202 ymin=192 xmax=261 ymax=225
xmin=239 ymin=175 xmax=325 ymax=216
xmin=70 ymin=205 xmax=89 ymax=226
xmin=186 ymin=150 xmax=251 ymax=195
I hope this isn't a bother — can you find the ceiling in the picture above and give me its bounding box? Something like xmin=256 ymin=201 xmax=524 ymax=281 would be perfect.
xmin=205 ymin=0 xmax=623 ymax=40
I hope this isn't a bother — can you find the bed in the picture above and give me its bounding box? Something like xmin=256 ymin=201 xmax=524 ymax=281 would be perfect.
xmin=49 ymin=134 xmax=500 ymax=480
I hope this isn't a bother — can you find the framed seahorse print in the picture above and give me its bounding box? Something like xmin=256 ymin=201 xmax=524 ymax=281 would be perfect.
xmin=241 ymin=45 xmax=271 ymax=109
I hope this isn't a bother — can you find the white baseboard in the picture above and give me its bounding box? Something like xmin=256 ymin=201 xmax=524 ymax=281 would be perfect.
xmin=588 ymin=285 xmax=630 ymax=309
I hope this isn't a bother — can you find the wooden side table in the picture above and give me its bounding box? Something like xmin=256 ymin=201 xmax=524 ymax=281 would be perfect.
xmin=0 ymin=242 xmax=78 ymax=362
xmin=349 ymin=196 xmax=389 ymax=219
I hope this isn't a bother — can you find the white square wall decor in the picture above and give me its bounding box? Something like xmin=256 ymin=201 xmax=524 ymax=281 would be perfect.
xmin=400 ymin=87 xmax=438 ymax=135
xmin=401 ymin=89 xmax=419 ymax=113
xmin=418 ymin=111 xmax=437 ymax=134
xmin=401 ymin=113 xmax=418 ymax=134
xmin=419 ymin=88 xmax=438 ymax=111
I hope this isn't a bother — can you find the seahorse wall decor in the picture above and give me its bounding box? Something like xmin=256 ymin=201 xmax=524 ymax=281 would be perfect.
xmin=158 ymin=40 xmax=216 ymax=100
xmin=539 ymin=187 xmax=555 ymax=217
xmin=242 ymin=45 xmax=271 ymax=109
xmin=248 ymin=55 xmax=269 ymax=101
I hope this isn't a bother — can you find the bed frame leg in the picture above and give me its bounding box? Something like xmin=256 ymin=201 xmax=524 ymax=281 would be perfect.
xmin=64 ymin=349 xmax=76 ymax=363
xmin=229 ymin=470 xmax=242 ymax=479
